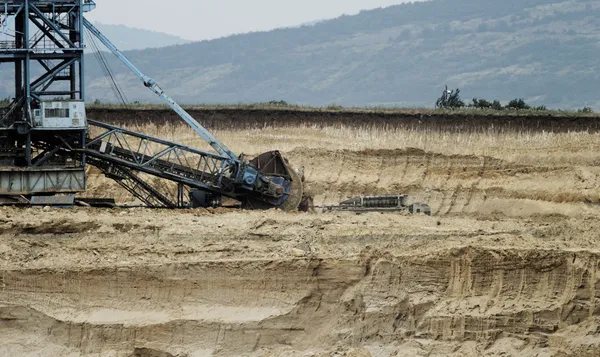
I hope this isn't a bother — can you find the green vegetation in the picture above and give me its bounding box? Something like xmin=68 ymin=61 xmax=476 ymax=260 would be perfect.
xmin=263 ymin=100 xmax=289 ymax=107
xmin=434 ymin=86 xmax=589 ymax=113
xmin=436 ymin=88 xmax=465 ymax=109
xmin=470 ymin=99 xmax=503 ymax=110
xmin=505 ymin=99 xmax=530 ymax=110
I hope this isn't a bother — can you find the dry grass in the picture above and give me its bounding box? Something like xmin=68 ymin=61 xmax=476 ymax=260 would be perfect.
xmin=116 ymin=121 xmax=600 ymax=166
xmin=86 ymin=119 xmax=600 ymax=210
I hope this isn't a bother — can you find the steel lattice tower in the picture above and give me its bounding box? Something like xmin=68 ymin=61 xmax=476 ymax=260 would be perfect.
xmin=0 ymin=0 xmax=96 ymax=199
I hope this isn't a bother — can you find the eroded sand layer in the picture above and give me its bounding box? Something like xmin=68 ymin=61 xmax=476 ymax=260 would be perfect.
xmin=3 ymin=118 xmax=600 ymax=356
xmin=1 ymin=207 xmax=600 ymax=356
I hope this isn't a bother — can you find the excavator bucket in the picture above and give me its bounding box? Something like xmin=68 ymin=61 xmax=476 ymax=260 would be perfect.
xmin=244 ymin=151 xmax=304 ymax=211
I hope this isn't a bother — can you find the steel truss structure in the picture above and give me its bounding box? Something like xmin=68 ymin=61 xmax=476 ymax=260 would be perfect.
xmin=83 ymin=120 xmax=235 ymax=208
xmin=77 ymin=120 xmax=300 ymax=209
xmin=0 ymin=0 xmax=95 ymax=194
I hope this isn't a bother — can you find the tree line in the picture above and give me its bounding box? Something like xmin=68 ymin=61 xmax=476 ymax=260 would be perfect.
xmin=436 ymin=87 xmax=594 ymax=113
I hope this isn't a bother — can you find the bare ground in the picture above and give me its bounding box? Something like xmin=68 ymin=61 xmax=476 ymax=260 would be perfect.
xmin=2 ymin=112 xmax=600 ymax=356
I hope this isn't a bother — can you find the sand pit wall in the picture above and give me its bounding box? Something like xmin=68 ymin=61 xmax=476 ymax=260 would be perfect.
xmin=82 ymin=109 xmax=600 ymax=212
xmin=2 ymin=247 xmax=600 ymax=356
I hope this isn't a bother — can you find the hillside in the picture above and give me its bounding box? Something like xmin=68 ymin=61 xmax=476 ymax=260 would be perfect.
xmin=3 ymin=0 xmax=600 ymax=109
xmin=90 ymin=23 xmax=191 ymax=51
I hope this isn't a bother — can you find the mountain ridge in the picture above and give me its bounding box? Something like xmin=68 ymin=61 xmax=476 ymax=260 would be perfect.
xmin=3 ymin=0 xmax=600 ymax=110
xmin=85 ymin=0 xmax=598 ymax=109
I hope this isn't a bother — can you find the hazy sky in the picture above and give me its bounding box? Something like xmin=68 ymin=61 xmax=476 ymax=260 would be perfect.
xmin=86 ymin=0 xmax=414 ymax=41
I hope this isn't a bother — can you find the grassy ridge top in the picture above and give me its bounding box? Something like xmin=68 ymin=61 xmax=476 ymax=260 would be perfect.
xmin=87 ymin=103 xmax=599 ymax=118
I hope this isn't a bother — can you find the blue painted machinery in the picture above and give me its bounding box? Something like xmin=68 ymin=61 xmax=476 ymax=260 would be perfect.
xmin=0 ymin=1 xmax=304 ymax=209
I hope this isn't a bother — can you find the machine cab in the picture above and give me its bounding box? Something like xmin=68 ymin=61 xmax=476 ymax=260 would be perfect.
xmin=33 ymin=101 xmax=87 ymax=130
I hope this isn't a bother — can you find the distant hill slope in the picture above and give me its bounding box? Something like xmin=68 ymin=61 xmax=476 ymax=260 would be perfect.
xmin=90 ymin=23 xmax=191 ymax=51
xmin=0 ymin=23 xmax=190 ymax=100
xmin=2 ymin=0 xmax=599 ymax=109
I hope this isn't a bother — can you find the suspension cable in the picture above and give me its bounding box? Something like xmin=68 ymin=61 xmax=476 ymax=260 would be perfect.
xmin=84 ymin=29 xmax=129 ymax=106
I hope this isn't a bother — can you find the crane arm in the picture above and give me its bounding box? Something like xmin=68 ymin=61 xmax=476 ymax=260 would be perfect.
xmin=82 ymin=18 xmax=238 ymax=161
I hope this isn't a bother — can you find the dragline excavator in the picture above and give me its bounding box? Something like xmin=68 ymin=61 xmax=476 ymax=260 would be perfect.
xmin=80 ymin=19 xmax=304 ymax=210
xmin=0 ymin=1 xmax=303 ymax=210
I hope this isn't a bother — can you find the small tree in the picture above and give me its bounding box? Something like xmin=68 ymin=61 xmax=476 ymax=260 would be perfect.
xmin=267 ymin=100 xmax=289 ymax=106
xmin=469 ymin=98 xmax=504 ymax=110
xmin=505 ymin=98 xmax=530 ymax=110
xmin=436 ymin=86 xmax=465 ymax=109
xmin=491 ymin=100 xmax=503 ymax=110
xmin=470 ymin=98 xmax=490 ymax=109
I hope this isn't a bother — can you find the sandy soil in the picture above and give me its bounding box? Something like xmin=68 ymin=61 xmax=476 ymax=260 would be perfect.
xmin=2 ymin=115 xmax=600 ymax=356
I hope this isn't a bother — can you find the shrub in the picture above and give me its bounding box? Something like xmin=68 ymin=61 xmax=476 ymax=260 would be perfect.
xmin=470 ymin=98 xmax=491 ymax=108
xmin=505 ymin=98 xmax=530 ymax=110
xmin=267 ymin=100 xmax=289 ymax=106
xmin=326 ymin=104 xmax=344 ymax=111
xmin=491 ymin=100 xmax=503 ymax=110
xmin=470 ymin=98 xmax=503 ymax=110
